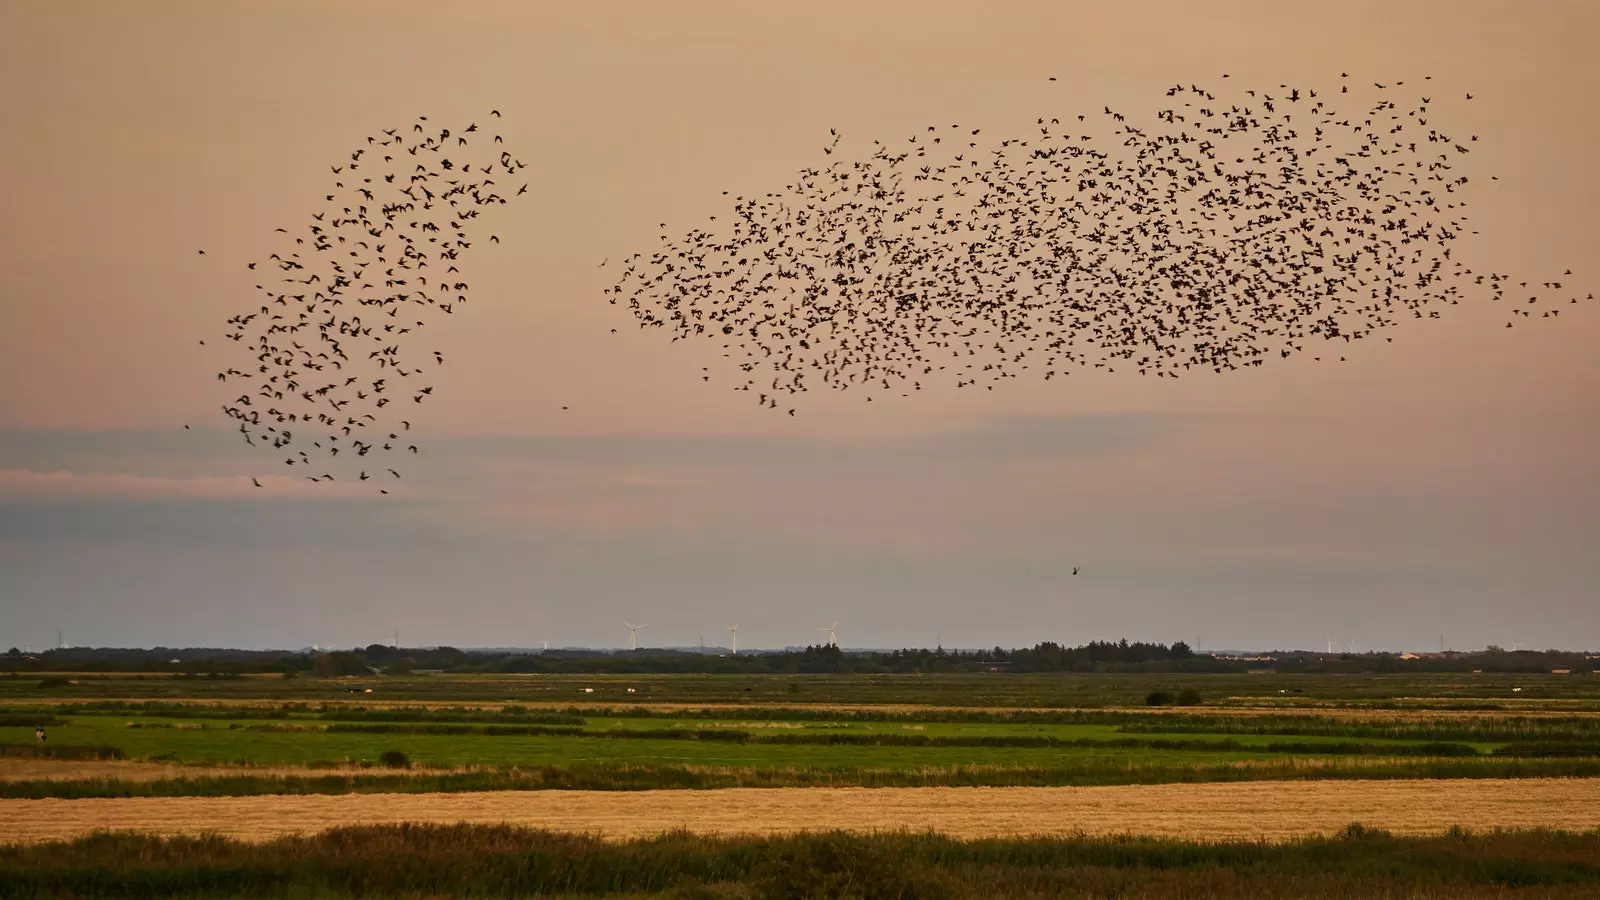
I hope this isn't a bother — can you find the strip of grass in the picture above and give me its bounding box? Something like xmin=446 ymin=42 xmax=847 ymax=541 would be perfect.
xmin=315 ymin=723 xmax=1481 ymax=756
xmin=4 ymin=756 xmax=1600 ymax=799
xmin=26 ymin=701 xmax=1600 ymax=744
xmin=5 ymin=671 xmax=1597 ymax=709
xmin=3 ymin=824 xmax=1600 ymax=898
xmin=0 ymin=720 xmax=1482 ymax=772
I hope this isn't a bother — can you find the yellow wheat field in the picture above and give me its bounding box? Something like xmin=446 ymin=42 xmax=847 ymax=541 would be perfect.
xmin=4 ymin=778 xmax=1599 ymax=845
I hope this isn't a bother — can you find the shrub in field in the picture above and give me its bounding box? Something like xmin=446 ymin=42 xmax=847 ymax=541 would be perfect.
xmin=1176 ymin=688 xmax=1203 ymax=706
xmin=35 ymin=677 xmax=72 ymax=689
xmin=378 ymin=749 xmax=411 ymax=769
xmin=1145 ymin=690 xmax=1173 ymax=706
xmin=753 ymin=831 xmax=955 ymax=899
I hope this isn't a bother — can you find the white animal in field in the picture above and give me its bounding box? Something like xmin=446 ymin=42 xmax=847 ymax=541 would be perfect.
xmin=582 ymin=687 xmax=594 ymax=693
xmin=627 ymin=688 xmax=636 ymax=693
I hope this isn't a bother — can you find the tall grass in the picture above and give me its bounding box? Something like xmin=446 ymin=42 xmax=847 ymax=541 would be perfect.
xmin=3 ymin=824 xmax=1600 ymax=898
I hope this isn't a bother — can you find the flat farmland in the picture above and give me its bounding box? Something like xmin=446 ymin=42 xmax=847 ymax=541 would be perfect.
xmin=5 ymin=671 xmax=1598 ymax=708
xmin=4 ymin=673 xmax=1600 ymax=898
xmin=5 ymin=778 xmax=1599 ymax=844
xmin=2 ymin=672 xmax=1599 ymax=798
xmin=0 ymin=715 xmax=1499 ymax=770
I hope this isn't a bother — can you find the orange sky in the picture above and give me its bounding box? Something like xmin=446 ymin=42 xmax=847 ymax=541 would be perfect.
xmin=0 ymin=0 xmax=1595 ymax=651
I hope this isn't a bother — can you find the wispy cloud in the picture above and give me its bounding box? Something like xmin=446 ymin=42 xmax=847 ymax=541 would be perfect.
xmin=0 ymin=468 xmax=380 ymax=500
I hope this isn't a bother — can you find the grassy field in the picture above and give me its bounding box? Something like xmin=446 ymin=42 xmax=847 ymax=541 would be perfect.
xmin=2 ymin=671 xmax=1598 ymax=897
xmin=4 ymin=823 xmax=1600 ymax=898
xmin=5 ymin=670 xmax=1598 ymax=708
xmin=0 ymin=671 xmax=1595 ymax=798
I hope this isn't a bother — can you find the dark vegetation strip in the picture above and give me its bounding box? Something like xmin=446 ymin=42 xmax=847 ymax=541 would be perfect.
xmin=23 ymin=702 xmax=588 ymax=727
xmin=1116 ymin=715 xmax=1600 ymax=744
xmin=5 ymin=757 xmax=1600 ymax=799
xmin=28 ymin=701 xmax=1600 ymax=743
xmin=3 ymin=824 xmax=1600 ymax=899
xmin=0 ymin=717 xmax=67 ymax=728
xmin=310 ymin=723 xmax=1483 ymax=756
xmin=0 ymin=744 xmax=123 ymax=761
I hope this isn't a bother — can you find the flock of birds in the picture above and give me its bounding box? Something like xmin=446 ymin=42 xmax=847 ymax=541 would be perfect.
xmin=198 ymin=112 xmax=528 ymax=489
xmin=203 ymin=75 xmax=1588 ymax=488
xmin=608 ymin=75 xmax=1587 ymax=414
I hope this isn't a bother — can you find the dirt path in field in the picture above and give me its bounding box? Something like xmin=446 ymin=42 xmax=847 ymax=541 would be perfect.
xmin=4 ymin=778 xmax=1599 ymax=845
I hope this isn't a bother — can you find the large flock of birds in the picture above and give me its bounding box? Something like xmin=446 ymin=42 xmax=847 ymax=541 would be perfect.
xmin=199 ymin=112 xmax=527 ymax=490
xmin=203 ymin=75 xmax=1589 ymax=488
xmin=608 ymin=74 xmax=1587 ymax=414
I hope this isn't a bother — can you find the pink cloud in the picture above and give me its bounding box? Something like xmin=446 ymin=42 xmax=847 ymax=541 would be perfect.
xmin=0 ymin=469 xmax=385 ymax=500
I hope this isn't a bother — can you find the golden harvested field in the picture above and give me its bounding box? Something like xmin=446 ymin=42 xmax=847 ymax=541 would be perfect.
xmin=5 ymin=778 xmax=1599 ymax=845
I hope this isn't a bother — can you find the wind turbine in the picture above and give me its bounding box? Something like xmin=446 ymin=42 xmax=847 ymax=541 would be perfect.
xmin=624 ymin=621 xmax=646 ymax=651
xmin=819 ymin=620 xmax=838 ymax=648
xmin=728 ymin=624 xmax=739 ymax=655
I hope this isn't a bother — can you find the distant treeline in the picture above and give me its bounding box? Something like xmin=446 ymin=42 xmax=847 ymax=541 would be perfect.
xmin=2 ymin=641 xmax=1594 ymax=677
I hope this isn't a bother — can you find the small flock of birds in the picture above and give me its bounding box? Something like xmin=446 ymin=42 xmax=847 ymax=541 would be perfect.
xmin=199 ymin=113 xmax=527 ymax=489
xmin=606 ymin=75 xmax=1589 ymax=414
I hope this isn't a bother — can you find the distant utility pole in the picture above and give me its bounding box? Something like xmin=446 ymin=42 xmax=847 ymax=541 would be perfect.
xmin=393 ymin=629 xmax=399 ymax=650
xmin=56 ymin=629 xmax=62 ymax=650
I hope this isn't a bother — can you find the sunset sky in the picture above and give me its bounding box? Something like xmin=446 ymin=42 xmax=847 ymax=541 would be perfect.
xmin=1 ymin=0 xmax=1595 ymax=652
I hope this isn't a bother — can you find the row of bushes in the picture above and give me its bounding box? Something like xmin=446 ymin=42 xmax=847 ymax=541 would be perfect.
xmin=4 ymin=824 xmax=1600 ymax=897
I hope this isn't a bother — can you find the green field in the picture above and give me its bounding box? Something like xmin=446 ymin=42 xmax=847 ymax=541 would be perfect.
xmin=2 ymin=671 xmax=1597 ymax=797
xmin=5 ymin=670 xmax=1598 ymax=708
xmin=4 ymin=671 xmax=1600 ymax=899
xmin=0 ymin=714 xmax=1491 ymax=769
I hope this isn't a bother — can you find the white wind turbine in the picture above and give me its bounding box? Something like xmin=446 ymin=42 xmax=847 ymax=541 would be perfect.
xmin=728 ymin=624 xmax=739 ymax=655
xmin=624 ymin=621 xmax=646 ymax=650
xmin=819 ymin=620 xmax=838 ymax=648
